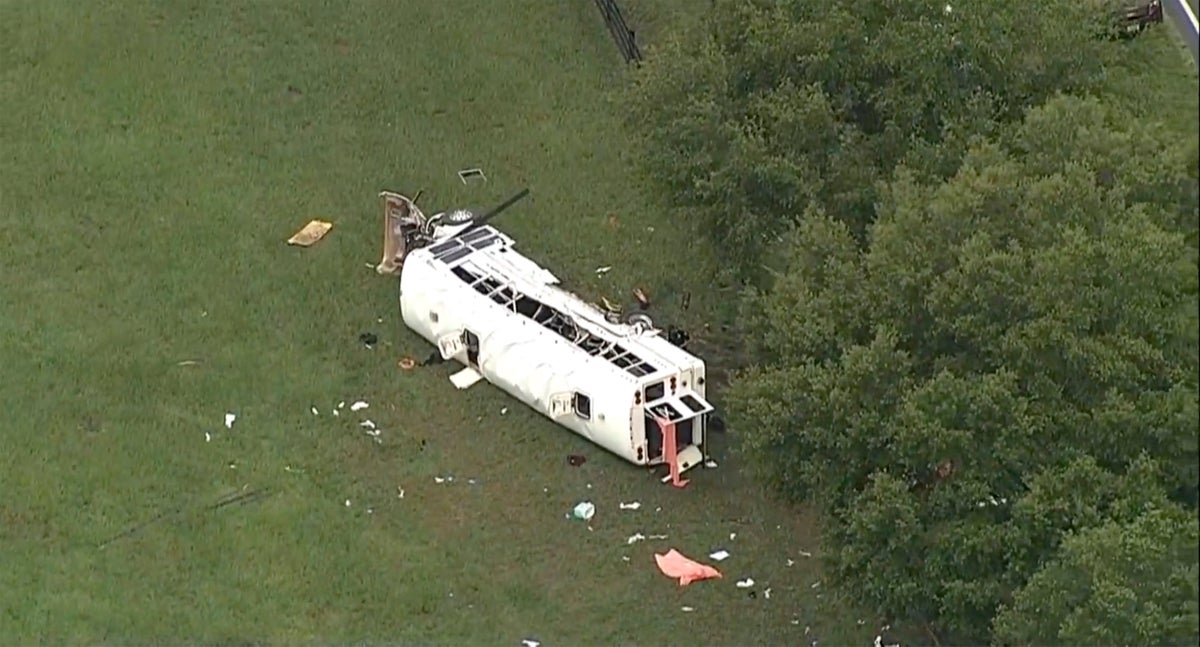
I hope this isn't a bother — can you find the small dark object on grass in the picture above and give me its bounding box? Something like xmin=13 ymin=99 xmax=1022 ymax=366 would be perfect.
xmin=359 ymin=332 xmax=378 ymax=347
xmin=709 ymin=414 xmax=726 ymax=434
xmin=420 ymin=350 xmax=446 ymax=366
xmin=666 ymin=326 xmax=690 ymax=348
xmin=747 ymin=590 xmax=757 ymax=599
xmin=568 ymin=454 xmax=587 ymax=467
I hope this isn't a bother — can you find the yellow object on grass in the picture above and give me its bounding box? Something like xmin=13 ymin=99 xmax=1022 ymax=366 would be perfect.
xmin=287 ymin=220 xmax=333 ymax=247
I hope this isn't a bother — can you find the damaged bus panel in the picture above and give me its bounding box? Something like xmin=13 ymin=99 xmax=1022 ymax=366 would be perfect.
xmin=376 ymin=189 xmax=714 ymax=477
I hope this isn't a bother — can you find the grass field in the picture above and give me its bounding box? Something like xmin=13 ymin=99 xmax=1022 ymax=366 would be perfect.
xmin=0 ymin=1 xmax=864 ymax=644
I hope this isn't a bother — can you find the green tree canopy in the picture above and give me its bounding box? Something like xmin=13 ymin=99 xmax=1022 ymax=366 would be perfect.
xmin=625 ymin=0 xmax=1114 ymax=279
xmin=725 ymin=95 xmax=1199 ymax=642
xmin=993 ymin=507 xmax=1200 ymax=646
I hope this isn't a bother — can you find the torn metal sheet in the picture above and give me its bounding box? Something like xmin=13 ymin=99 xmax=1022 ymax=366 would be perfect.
xmin=449 ymin=367 xmax=484 ymax=390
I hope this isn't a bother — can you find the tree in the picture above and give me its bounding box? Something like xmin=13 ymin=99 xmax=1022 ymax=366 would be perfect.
xmin=724 ymin=95 xmax=1199 ymax=642
xmin=625 ymin=0 xmax=1114 ymax=279
xmin=993 ymin=507 xmax=1200 ymax=646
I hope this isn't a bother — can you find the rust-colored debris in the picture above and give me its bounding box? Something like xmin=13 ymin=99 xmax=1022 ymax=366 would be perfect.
xmin=398 ymin=356 xmax=416 ymax=371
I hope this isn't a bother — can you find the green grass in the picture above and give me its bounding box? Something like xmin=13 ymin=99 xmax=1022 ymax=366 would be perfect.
xmin=0 ymin=1 xmax=864 ymax=644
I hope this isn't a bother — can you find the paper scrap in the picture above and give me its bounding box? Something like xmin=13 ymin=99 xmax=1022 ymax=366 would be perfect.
xmin=338 ymin=401 xmax=346 ymax=409
xmin=449 ymin=367 xmax=484 ymax=390
xmin=709 ymin=549 xmax=730 ymax=562
xmin=224 ymin=413 xmax=236 ymax=429
xmin=626 ymin=533 xmax=646 ymax=545
xmin=344 ymin=499 xmax=352 ymax=507
xmin=521 ymin=640 xmax=540 ymax=647
xmin=204 ymin=432 xmax=212 ymax=443
xmin=310 ymin=406 xmax=319 ymax=415
xmin=287 ymin=219 xmax=333 ymax=247
xmin=619 ymin=501 xmax=642 ymax=510
xmin=595 ymin=266 xmax=612 ymax=274
xmin=681 ymin=606 xmax=695 ymax=612
xmin=729 ymin=532 xmax=737 ymax=540
xmin=736 ymin=578 xmax=755 ymax=588
xmin=350 ymin=400 xmax=369 ymax=412
xmin=764 ymin=587 xmax=772 ymax=599
xmin=359 ymin=420 xmax=376 ymax=429
xmin=704 ymin=458 xmax=718 ymax=468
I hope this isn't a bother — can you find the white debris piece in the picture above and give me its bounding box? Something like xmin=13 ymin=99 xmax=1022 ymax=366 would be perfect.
xmin=360 ymin=420 xmax=377 ymax=429
xmin=764 ymin=587 xmax=772 ymax=599
xmin=709 ymin=549 xmax=730 ymax=562
xmin=344 ymin=499 xmax=352 ymax=507
xmin=500 ymin=407 xmax=508 ymax=415
xmin=736 ymin=578 xmax=755 ymax=588
xmin=626 ymin=533 xmax=646 ymax=545
xmin=350 ymin=400 xmax=369 ymax=412
xmin=729 ymin=532 xmax=737 ymax=540
xmin=704 ymin=458 xmax=718 ymax=469
xmin=619 ymin=501 xmax=641 ymax=510
xmin=787 ymin=559 xmax=795 ymax=567
xmin=204 ymin=432 xmax=212 ymax=443
xmin=595 ymin=266 xmax=612 ymax=274
xmin=521 ymin=640 xmax=540 ymax=647
xmin=224 ymin=413 xmax=236 ymax=429
xmin=681 ymin=606 xmax=695 ymax=612
xmin=799 ymin=550 xmax=813 ymax=557
xmin=338 ymin=401 xmax=346 ymax=409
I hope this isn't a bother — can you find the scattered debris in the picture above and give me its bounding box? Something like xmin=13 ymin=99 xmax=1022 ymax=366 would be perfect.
xmin=332 ymin=409 xmax=339 ymax=417
xmin=398 ymin=356 xmax=416 ymax=370
xmin=633 ymin=287 xmax=650 ymax=309
xmin=397 ymin=487 xmax=406 ymax=499
xmin=704 ymin=458 xmax=718 ymax=469
xmin=787 ymin=559 xmax=795 ymax=567
xmin=204 ymin=432 xmax=212 ymax=443
xmin=520 ymin=640 xmax=540 ymax=647
xmin=176 ymin=359 xmax=200 ymax=366
xmin=457 ymin=167 xmax=487 ymax=184
xmin=360 ymin=420 xmax=377 ymax=430
xmin=287 ymin=219 xmax=333 ymax=247
xmin=350 ymin=400 xmax=369 ymax=412
xmin=655 ymin=549 xmax=723 ymax=586
xmin=666 ymin=326 xmax=690 ymax=348
xmin=648 ymin=534 xmax=668 ymax=540
xmin=434 ymin=476 xmax=454 ymax=484
xmin=736 ymin=578 xmax=755 ymax=588
xmin=310 ymin=406 xmax=319 ymax=415
xmin=345 ymin=499 xmax=352 ymax=507
xmin=729 ymin=533 xmax=737 ymax=541
xmin=224 ymin=413 xmax=236 ymax=429
xmin=764 ymin=587 xmax=772 ymax=599
xmin=450 ymin=367 xmax=484 ymax=390
xmin=285 ymin=465 xmax=304 ymax=473
xmin=338 ymin=401 xmax=346 ymax=409
xmin=500 ymin=407 xmax=508 ymax=415
xmin=567 ymin=454 xmax=587 ymax=467
xmin=798 ymin=550 xmax=813 ymax=558
xmin=626 ymin=532 xmax=646 ymax=545
xmin=681 ymin=606 xmax=695 ymax=612
xmin=595 ymin=266 xmax=612 ymax=275
xmin=571 ymin=501 xmax=596 ymax=521
xmin=619 ymin=501 xmax=641 ymax=510
xmin=358 ymin=332 xmax=378 ymax=348
xmin=709 ymin=549 xmax=730 ymax=562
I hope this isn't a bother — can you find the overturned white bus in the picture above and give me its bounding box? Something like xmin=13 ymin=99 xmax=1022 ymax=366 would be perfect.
xmin=375 ymin=189 xmax=714 ymax=479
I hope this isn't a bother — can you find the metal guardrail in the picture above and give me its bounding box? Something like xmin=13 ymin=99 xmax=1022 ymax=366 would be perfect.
xmin=594 ymin=0 xmax=642 ymax=64
xmin=1163 ymin=0 xmax=1199 ymax=66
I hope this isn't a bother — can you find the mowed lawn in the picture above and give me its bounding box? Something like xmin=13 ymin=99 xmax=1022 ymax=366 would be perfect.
xmin=0 ymin=1 xmax=866 ymax=644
